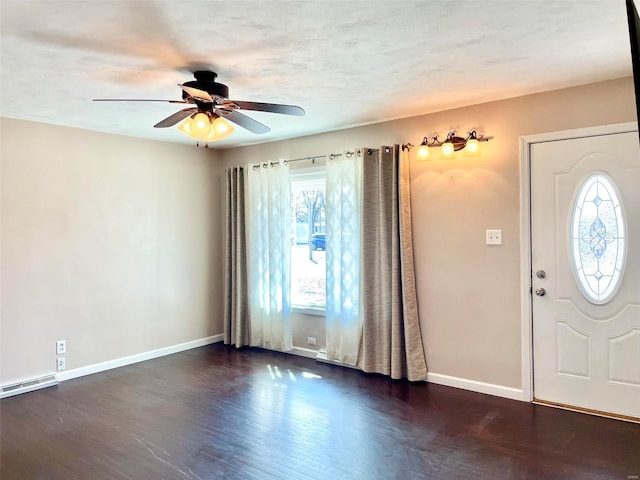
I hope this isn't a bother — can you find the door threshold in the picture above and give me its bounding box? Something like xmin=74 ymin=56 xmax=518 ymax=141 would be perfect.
xmin=533 ymin=398 xmax=640 ymax=424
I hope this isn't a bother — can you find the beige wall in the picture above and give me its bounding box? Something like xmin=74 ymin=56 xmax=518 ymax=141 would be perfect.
xmin=292 ymin=312 xmax=326 ymax=351
xmin=220 ymin=77 xmax=636 ymax=388
xmin=1 ymin=120 xmax=223 ymax=384
xmin=1 ymin=78 xmax=635 ymax=390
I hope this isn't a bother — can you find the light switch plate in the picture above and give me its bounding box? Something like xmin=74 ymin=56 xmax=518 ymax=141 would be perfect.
xmin=486 ymin=229 xmax=503 ymax=246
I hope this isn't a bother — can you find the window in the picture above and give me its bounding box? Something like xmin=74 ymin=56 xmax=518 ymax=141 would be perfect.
xmin=290 ymin=168 xmax=326 ymax=310
xmin=570 ymin=172 xmax=626 ymax=304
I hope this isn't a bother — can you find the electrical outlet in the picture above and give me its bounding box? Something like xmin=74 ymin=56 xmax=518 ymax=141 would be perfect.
xmin=56 ymin=340 xmax=66 ymax=355
xmin=485 ymin=229 xmax=503 ymax=246
xmin=307 ymin=337 xmax=317 ymax=346
xmin=56 ymin=357 xmax=66 ymax=371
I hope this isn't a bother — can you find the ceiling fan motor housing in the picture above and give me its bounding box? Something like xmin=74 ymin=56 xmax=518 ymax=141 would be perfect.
xmin=182 ymin=71 xmax=229 ymax=101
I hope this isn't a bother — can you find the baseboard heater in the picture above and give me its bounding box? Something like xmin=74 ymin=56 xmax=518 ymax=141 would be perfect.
xmin=0 ymin=374 xmax=58 ymax=399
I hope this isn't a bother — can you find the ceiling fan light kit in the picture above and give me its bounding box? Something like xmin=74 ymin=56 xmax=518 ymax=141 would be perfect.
xmin=178 ymin=113 xmax=234 ymax=145
xmin=93 ymin=70 xmax=305 ymax=146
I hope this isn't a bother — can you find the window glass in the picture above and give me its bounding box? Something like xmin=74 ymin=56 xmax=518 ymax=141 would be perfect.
xmin=290 ymin=170 xmax=326 ymax=309
xmin=570 ymin=173 xmax=626 ymax=304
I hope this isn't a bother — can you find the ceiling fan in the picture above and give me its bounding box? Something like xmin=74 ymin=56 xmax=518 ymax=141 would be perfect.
xmin=93 ymin=70 xmax=305 ymax=138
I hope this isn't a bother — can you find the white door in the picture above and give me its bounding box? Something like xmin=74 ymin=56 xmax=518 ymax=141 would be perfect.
xmin=531 ymin=129 xmax=640 ymax=420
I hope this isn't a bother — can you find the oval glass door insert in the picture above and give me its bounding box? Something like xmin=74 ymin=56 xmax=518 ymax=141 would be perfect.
xmin=570 ymin=172 xmax=626 ymax=304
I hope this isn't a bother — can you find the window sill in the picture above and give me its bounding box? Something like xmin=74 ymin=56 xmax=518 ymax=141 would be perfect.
xmin=291 ymin=306 xmax=326 ymax=317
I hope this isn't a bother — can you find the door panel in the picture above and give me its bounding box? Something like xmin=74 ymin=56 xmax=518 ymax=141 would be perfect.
xmin=531 ymin=131 xmax=640 ymax=419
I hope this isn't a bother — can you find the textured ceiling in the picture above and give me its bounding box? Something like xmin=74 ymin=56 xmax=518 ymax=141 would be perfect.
xmin=0 ymin=1 xmax=634 ymax=148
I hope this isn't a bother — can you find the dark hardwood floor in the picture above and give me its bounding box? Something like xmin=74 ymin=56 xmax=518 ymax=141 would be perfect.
xmin=1 ymin=344 xmax=639 ymax=480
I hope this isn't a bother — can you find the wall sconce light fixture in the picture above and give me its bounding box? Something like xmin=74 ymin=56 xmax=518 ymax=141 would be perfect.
xmin=416 ymin=130 xmax=489 ymax=158
xmin=178 ymin=112 xmax=234 ymax=147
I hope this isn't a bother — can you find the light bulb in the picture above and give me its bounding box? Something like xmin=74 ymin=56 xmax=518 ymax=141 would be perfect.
xmin=203 ymin=117 xmax=234 ymax=141
xmin=417 ymin=137 xmax=429 ymax=159
xmin=441 ymin=141 xmax=454 ymax=156
xmin=466 ymin=138 xmax=479 ymax=153
xmin=177 ymin=114 xmax=234 ymax=143
xmin=193 ymin=113 xmax=209 ymax=129
xmin=212 ymin=116 xmax=233 ymax=136
xmin=191 ymin=113 xmax=211 ymax=137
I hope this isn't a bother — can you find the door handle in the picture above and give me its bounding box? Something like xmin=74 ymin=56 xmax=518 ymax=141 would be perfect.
xmin=535 ymin=288 xmax=546 ymax=297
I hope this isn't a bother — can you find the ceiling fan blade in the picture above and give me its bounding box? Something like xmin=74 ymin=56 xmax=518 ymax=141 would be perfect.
xmin=153 ymin=107 xmax=197 ymax=128
xmin=223 ymin=100 xmax=305 ymax=116
xmin=220 ymin=110 xmax=270 ymax=134
xmin=93 ymin=98 xmax=188 ymax=103
xmin=178 ymin=85 xmax=213 ymax=103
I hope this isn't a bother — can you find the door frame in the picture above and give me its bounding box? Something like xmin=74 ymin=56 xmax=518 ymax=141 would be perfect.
xmin=518 ymin=121 xmax=638 ymax=402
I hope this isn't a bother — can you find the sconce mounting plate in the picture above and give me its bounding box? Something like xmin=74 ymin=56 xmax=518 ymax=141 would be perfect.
xmin=450 ymin=135 xmax=468 ymax=151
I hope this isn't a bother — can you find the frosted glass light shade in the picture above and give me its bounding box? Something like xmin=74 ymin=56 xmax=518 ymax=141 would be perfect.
xmin=192 ymin=113 xmax=211 ymax=137
xmin=211 ymin=117 xmax=234 ymax=138
xmin=178 ymin=115 xmax=234 ymax=141
xmin=178 ymin=117 xmax=199 ymax=138
xmin=466 ymin=138 xmax=479 ymax=153
xmin=441 ymin=141 xmax=454 ymax=156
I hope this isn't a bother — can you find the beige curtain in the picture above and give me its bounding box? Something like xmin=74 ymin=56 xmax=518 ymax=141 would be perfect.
xmin=356 ymin=145 xmax=428 ymax=381
xmin=223 ymin=166 xmax=250 ymax=347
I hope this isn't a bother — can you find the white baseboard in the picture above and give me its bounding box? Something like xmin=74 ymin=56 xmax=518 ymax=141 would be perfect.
xmin=263 ymin=347 xmax=526 ymax=401
xmin=56 ymin=334 xmax=223 ymax=382
xmin=314 ymin=352 xmax=523 ymax=398
xmin=315 ymin=350 xmax=360 ymax=369
xmin=290 ymin=346 xmax=319 ymax=359
xmin=290 ymin=346 xmax=358 ymax=368
xmin=3 ymin=339 xmax=526 ymax=405
xmin=427 ymin=372 xmax=525 ymax=401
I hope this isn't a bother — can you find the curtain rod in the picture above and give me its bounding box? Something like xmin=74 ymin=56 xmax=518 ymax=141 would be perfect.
xmin=284 ymin=150 xmax=360 ymax=164
xmin=284 ymin=154 xmax=326 ymax=165
xmin=283 ymin=147 xmax=390 ymax=161
xmin=250 ymin=151 xmax=359 ymax=169
xmin=243 ymin=146 xmax=397 ymax=171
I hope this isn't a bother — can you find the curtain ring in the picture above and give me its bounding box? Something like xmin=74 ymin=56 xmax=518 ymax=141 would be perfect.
xmin=283 ymin=160 xmax=288 ymax=165
xmin=329 ymin=154 xmax=335 ymax=161
xmin=262 ymin=163 xmax=268 ymax=168
xmin=252 ymin=164 xmax=259 ymax=170
xmin=384 ymin=146 xmax=391 ymax=153
xmin=345 ymin=151 xmax=353 ymax=158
